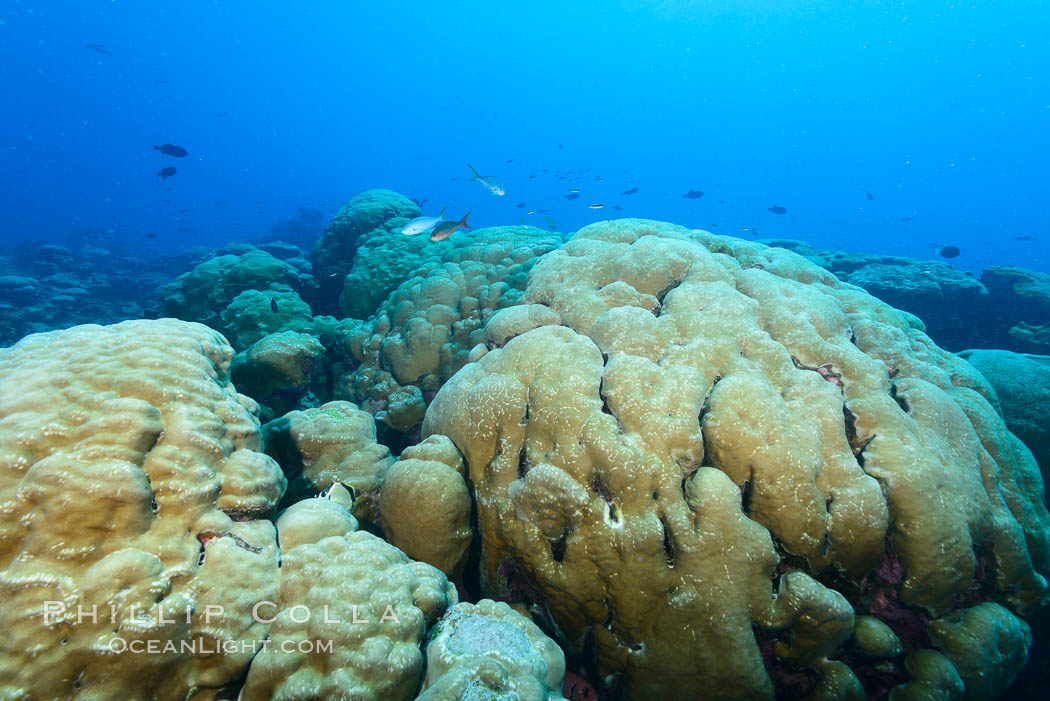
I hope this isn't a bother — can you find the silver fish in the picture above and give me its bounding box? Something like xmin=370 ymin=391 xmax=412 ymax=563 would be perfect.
xmin=468 ymin=164 xmax=506 ymax=196
xmin=401 ymin=206 xmax=447 ymax=235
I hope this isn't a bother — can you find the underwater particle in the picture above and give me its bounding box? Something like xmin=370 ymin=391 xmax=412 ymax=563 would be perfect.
xmin=768 ymin=204 xmax=787 ymax=214
xmin=153 ymin=143 xmax=188 ymax=157
xmin=899 ymin=216 xmax=913 ymax=222
xmin=516 ymin=202 xmax=526 ymax=208
xmin=85 ymin=43 xmax=110 ymax=55
xmin=588 ymin=204 xmax=604 ymax=209
xmin=622 ymin=187 xmax=639 ymax=195
xmin=270 ymin=297 xmax=279 ymax=313
xmin=565 ymin=193 xmax=580 ymax=201
xmin=431 ymin=212 xmax=471 ymax=241
xmin=865 ymin=189 xmax=875 ymax=200
xmin=401 ymin=206 xmax=448 ymax=236
xmin=213 ymin=112 xmax=227 ymax=117
xmin=157 ymin=166 xmax=177 ymax=179
xmin=467 ymin=164 xmax=506 ymax=196
xmin=938 ymin=245 xmax=961 ymax=259
xmin=682 ymin=189 xmax=704 ymax=199
xmin=152 ymin=78 xmax=169 ymax=84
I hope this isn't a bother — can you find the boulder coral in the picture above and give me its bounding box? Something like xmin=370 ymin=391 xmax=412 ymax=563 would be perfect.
xmin=0 ymin=319 xmax=286 ymax=700
xmin=157 ymin=248 xmax=318 ymax=351
xmin=335 ymin=226 xmax=561 ymax=439
xmin=0 ymin=322 xmax=468 ymax=701
xmin=378 ymin=434 xmax=473 ymax=576
xmin=241 ymin=488 xmax=458 ymax=701
xmin=419 ymin=599 xmax=568 ymax=700
xmin=422 ymin=219 xmax=1050 ymax=700
xmin=310 ymin=189 xmax=421 ymax=313
xmin=263 ymin=400 xmax=396 ymax=521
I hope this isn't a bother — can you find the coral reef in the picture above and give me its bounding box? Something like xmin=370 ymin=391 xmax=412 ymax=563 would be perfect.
xmin=423 ymin=219 xmax=1050 ymax=700
xmin=334 ymin=226 xmax=561 ymax=443
xmin=263 ymin=400 xmax=396 ymax=520
xmin=0 ymin=243 xmax=189 ymax=346
xmin=156 ymin=248 xmax=318 ymax=351
xmin=420 ymin=599 xmax=567 ymax=700
xmin=767 ymin=240 xmax=990 ymax=351
xmin=241 ymin=489 xmax=458 ymax=701
xmin=378 ymin=434 xmax=473 ymax=576
xmin=0 ymin=319 xmax=285 ymax=699
xmin=959 ymin=349 xmax=1050 ymax=474
xmin=309 ymin=189 xmax=421 ymax=313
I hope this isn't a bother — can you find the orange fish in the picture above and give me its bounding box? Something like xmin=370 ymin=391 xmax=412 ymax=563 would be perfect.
xmin=430 ymin=212 xmax=471 ymax=241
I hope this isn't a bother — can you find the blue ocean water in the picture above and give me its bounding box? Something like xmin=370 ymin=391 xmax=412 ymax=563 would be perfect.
xmin=1 ymin=0 xmax=1047 ymax=272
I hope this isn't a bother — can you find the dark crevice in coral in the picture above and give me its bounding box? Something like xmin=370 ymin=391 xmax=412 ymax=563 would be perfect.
xmin=660 ymin=516 xmax=676 ymax=568
xmin=599 ymin=379 xmax=614 ymax=417
xmin=457 ymin=480 xmax=485 ymax=603
xmin=843 ymin=404 xmax=875 ymax=467
xmin=519 ymin=403 xmax=530 ymax=427
xmin=753 ymin=626 xmax=821 ymax=700
xmin=592 ymin=474 xmax=614 ymax=504
xmin=656 ymin=279 xmax=681 ymax=303
xmin=518 ymin=444 xmax=532 ymax=479
xmin=550 ymin=527 xmax=569 ymax=563
xmin=890 ymin=383 xmax=910 ymax=413
xmin=740 ymin=479 xmax=753 ymax=513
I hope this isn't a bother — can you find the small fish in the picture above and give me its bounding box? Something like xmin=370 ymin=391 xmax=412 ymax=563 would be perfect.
xmin=270 ymin=298 xmax=279 ymax=313
xmin=467 ymin=164 xmax=506 ymax=196
xmin=430 ymin=212 xmax=471 ymax=241
xmin=613 ymin=205 xmax=622 ymax=211
xmin=146 ymin=232 xmax=158 ymax=239
xmin=157 ymin=166 xmax=177 ymax=179
xmin=86 ymin=44 xmax=110 ymax=55
xmin=213 ymin=113 xmax=228 ymax=117
xmin=938 ymin=245 xmax=961 ymax=259
xmin=181 ymin=208 xmax=190 ymax=213
xmin=528 ymin=174 xmax=537 ymax=179
xmin=564 ymin=193 xmax=580 ymax=201
xmin=899 ymin=216 xmax=913 ymax=222
xmin=588 ymin=204 xmax=604 ymax=209
xmin=506 ymin=158 xmax=515 ymax=163
xmin=153 ymin=143 xmax=188 ymax=158
xmin=232 ymin=222 xmax=243 ymax=226
xmin=682 ymin=189 xmax=704 ymax=199
xmin=214 ymin=199 xmax=226 ymax=206
xmin=595 ymin=176 xmax=603 ymax=181
xmin=526 ymin=210 xmax=536 ymax=215
xmin=865 ymin=189 xmax=874 ymax=201
xmin=516 ymin=202 xmax=526 ymax=208
xmin=622 ymin=187 xmax=639 ymax=195
xmin=768 ymin=205 xmax=787 ymax=214
xmin=162 ymin=199 xmax=172 ymax=203
xmin=1014 ymin=235 xmax=1036 ymax=241
xmin=568 ymin=188 xmax=580 ymax=193
xmin=402 ymin=207 xmax=448 ymax=236
xmin=558 ymin=143 xmax=563 ymax=149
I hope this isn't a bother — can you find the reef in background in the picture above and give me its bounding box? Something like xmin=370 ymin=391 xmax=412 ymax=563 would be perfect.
xmin=0 ymin=191 xmax=1048 ymax=700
